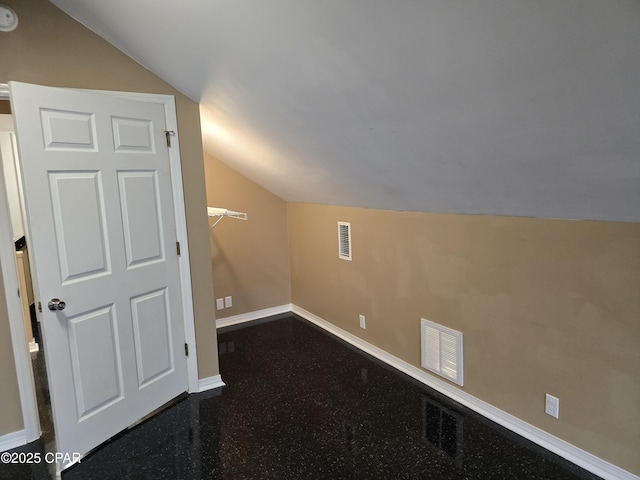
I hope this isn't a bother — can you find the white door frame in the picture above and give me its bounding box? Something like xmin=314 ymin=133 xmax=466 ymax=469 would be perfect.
xmin=0 ymin=84 xmax=200 ymax=449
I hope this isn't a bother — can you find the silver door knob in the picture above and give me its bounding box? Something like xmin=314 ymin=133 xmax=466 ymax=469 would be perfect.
xmin=48 ymin=298 xmax=66 ymax=311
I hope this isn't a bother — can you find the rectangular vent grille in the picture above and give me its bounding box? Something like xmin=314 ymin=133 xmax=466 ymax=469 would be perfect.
xmin=338 ymin=222 xmax=352 ymax=261
xmin=421 ymin=318 xmax=463 ymax=386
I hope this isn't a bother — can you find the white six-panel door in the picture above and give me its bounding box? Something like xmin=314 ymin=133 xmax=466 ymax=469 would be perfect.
xmin=10 ymin=82 xmax=188 ymax=464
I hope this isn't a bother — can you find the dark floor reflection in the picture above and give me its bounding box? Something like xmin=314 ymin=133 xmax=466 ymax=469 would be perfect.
xmin=1 ymin=315 xmax=602 ymax=479
xmin=212 ymin=316 xmax=601 ymax=480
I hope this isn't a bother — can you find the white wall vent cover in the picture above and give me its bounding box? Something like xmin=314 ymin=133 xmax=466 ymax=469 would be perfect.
xmin=421 ymin=318 xmax=463 ymax=386
xmin=338 ymin=222 xmax=352 ymax=261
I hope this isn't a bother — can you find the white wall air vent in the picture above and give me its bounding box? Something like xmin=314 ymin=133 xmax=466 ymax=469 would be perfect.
xmin=421 ymin=318 xmax=463 ymax=386
xmin=338 ymin=222 xmax=352 ymax=261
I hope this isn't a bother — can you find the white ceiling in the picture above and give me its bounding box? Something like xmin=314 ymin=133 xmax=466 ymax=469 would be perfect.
xmin=51 ymin=0 xmax=640 ymax=222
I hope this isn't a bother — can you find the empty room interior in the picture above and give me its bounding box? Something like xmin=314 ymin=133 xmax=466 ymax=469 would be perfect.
xmin=0 ymin=0 xmax=638 ymax=479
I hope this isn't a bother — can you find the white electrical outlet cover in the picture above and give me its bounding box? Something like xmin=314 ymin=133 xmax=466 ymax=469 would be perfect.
xmin=225 ymin=296 xmax=232 ymax=308
xmin=545 ymin=394 xmax=559 ymax=419
xmin=359 ymin=314 xmax=366 ymax=329
xmin=216 ymin=298 xmax=224 ymax=310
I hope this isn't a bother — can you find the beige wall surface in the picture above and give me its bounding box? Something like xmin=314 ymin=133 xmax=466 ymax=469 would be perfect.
xmin=288 ymin=203 xmax=640 ymax=475
xmin=204 ymin=154 xmax=291 ymax=318
xmin=0 ymin=0 xmax=219 ymax=439
xmin=2 ymin=1 xmax=637 ymax=475
xmin=0 ymin=259 xmax=24 ymax=436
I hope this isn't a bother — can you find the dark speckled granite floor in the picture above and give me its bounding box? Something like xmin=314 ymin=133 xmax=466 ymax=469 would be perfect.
xmin=1 ymin=315 xmax=602 ymax=480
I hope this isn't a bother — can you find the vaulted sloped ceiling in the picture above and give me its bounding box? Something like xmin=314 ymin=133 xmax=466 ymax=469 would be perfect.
xmin=51 ymin=0 xmax=640 ymax=222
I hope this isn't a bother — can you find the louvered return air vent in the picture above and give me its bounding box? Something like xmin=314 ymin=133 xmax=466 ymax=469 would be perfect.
xmin=338 ymin=222 xmax=352 ymax=261
xmin=421 ymin=318 xmax=464 ymax=386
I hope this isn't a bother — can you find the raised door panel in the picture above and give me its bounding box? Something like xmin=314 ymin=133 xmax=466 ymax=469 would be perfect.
xmin=118 ymin=171 xmax=165 ymax=268
xmin=67 ymin=305 xmax=124 ymax=420
xmin=111 ymin=116 xmax=155 ymax=154
xmin=48 ymin=171 xmax=111 ymax=284
xmin=40 ymin=109 xmax=98 ymax=152
xmin=130 ymin=289 xmax=174 ymax=388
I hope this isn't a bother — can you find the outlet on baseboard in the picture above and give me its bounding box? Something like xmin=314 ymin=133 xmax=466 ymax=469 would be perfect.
xmin=216 ymin=298 xmax=224 ymax=311
xmin=545 ymin=393 xmax=559 ymax=419
xmin=224 ymin=296 xmax=233 ymax=308
xmin=359 ymin=314 xmax=366 ymax=329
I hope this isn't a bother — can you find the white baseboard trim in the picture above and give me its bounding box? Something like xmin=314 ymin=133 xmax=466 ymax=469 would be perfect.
xmin=0 ymin=429 xmax=27 ymax=452
xmin=291 ymin=304 xmax=638 ymax=480
xmin=210 ymin=303 xmax=636 ymax=479
xmin=197 ymin=374 xmax=226 ymax=393
xmin=215 ymin=304 xmax=293 ymax=329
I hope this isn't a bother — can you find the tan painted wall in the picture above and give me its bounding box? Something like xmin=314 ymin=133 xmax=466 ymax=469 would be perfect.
xmin=204 ymin=154 xmax=291 ymax=318
xmin=288 ymin=203 xmax=640 ymax=475
xmin=0 ymin=259 xmax=24 ymax=435
xmin=0 ymin=0 xmax=219 ymax=437
xmin=2 ymin=1 xmax=636 ymax=474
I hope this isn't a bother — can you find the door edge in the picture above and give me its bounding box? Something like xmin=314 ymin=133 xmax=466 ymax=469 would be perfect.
xmin=0 ymin=83 xmax=41 ymax=446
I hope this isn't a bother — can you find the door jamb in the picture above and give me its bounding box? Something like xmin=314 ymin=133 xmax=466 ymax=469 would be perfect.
xmin=0 ymin=86 xmax=40 ymax=447
xmin=0 ymin=84 xmax=200 ymax=450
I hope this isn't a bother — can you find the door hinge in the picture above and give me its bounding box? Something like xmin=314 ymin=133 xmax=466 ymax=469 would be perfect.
xmin=37 ymin=301 xmax=42 ymax=313
xmin=165 ymin=130 xmax=175 ymax=148
xmin=184 ymin=343 xmax=189 ymax=357
xmin=176 ymin=241 xmax=181 ymax=256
